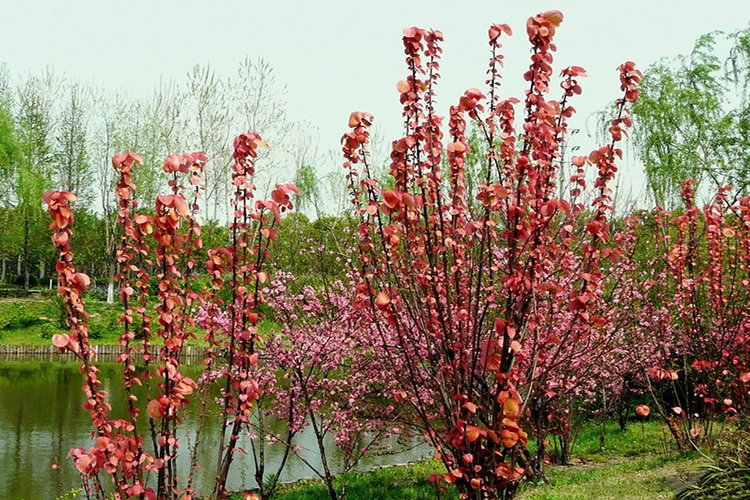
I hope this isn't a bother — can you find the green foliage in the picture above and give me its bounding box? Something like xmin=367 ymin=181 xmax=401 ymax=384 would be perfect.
xmin=88 ymin=309 xmax=122 ymax=341
xmin=38 ymin=322 xmax=67 ymax=340
xmin=675 ymin=430 xmax=750 ymax=500
xmin=0 ymin=301 xmax=45 ymax=330
xmin=0 ymin=284 xmax=26 ymax=298
xmin=270 ymin=212 xmax=355 ymax=292
xmin=0 ymin=295 xmax=279 ymax=346
xmin=54 ymin=489 xmax=83 ymax=500
xmin=13 ymin=273 xmax=39 ymax=289
xmin=294 ymin=163 xmax=321 ymax=215
xmin=202 ymin=219 xmax=230 ymax=256
xmin=0 ymin=91 xmax=20 ymax=175
xmin=629 ymin=28 xmax=750 ymax=207
xmin=0 ymin=297 xmax=122 ymax=345
xmin=68 ymin=208 xmax=108 ymax=272
xmin=244 ymin=461 xmax=452 ymax=500
xmin=41 ymin=287 xmax=69 ymax=328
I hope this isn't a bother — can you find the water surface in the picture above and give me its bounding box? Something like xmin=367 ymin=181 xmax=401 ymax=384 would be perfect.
xmin=0 ymin=361 xmax=427 ymax=499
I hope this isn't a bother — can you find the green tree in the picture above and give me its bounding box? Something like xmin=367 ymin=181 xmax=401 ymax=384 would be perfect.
xmin=0 ymin=67 xmax=19 ymax=178
xmin=294 ymin=163 xmax=320 ymax=215
xmin=55 ymin=82 xmax=93 ymax=206
xmin=15 ymin=72 xmax=56 ymax=291
xmin=631 ymin=29 xmax=750 ymax=207
xmin=0 ymin=67 xmax=22 ymax=282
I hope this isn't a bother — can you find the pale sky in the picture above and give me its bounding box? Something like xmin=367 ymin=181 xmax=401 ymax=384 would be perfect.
xmin=2 ymin=0 xmax=750 ymax=207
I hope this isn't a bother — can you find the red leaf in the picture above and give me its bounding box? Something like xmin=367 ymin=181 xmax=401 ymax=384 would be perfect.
xmin=375 ymin=292 xmax=391 ymax=311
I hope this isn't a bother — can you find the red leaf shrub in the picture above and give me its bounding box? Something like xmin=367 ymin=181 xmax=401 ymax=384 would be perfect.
xmin=341 ymin=11 xmax=640 ymax=498
xmin=46 ymin=133 xmax=295 ymax=500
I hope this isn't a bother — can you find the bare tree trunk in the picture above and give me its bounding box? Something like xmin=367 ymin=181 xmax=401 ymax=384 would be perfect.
xmin=309 ymin=411 xmax=338 ymax=500
xmin=618 ymin=408 xmax=629 ymax=432
xmin=1 ymin=258 xmax=6 ymax=282
xmin=39 ymin=258 xmax=45 ymax=280
xmin=16 ymin=254 xmax=21 ymax=275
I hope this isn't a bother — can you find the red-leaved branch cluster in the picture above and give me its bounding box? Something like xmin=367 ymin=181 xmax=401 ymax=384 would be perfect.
xmin=46 ymin=134 xmax=296 ymax=500
xmin=342 ymin=10 xmax=645 ymax=499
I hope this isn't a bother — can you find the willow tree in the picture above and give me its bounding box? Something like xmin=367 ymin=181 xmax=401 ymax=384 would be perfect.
xmin=631 ymin=28 xmax=750 ymax=207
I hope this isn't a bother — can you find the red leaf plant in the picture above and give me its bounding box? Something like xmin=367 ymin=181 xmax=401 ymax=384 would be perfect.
xmin=341 ymin=11 xmax=640 ymax=498
xmin=624 ymin=181 xmax=750 ymax=450
xmin=45 ymin=133 xmax=296 ymax=500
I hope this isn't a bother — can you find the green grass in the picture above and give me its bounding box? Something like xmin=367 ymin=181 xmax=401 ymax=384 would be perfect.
xmin=0 ymin=296 xmax=129 ymax=345
xmin=520 ymin=453 xmax=699 ymax=500
xmin=253 ymin=461 xmax=453 ymax=500
xmin=230 ymin=421 xmax=702 ymax=500
xmin=0 ymin=296 xmax=280 ymax=346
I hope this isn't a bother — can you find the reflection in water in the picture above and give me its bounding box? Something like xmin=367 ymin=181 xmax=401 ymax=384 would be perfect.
xmin=0 ymin=361 xmax=428 ymax=500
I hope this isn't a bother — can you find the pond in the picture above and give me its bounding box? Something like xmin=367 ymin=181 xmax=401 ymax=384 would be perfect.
xmin=0 ymin=360 xmax=429 ymax=500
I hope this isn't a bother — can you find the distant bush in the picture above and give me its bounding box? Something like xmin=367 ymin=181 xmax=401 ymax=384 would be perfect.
xmin=86 ymin=285 xmax=108 ymax=302
xmin=0 ymin=284 xmax=26 ymax=298
xmin=41 ymin=289 xmax=68 ymax=328
xmin=39 ymin=322 xmax=67 ymax=340
xmin=89 ymin=312 xmax=120 ymax=340
xmin=12 ymin=273 xmax=39 ymax=288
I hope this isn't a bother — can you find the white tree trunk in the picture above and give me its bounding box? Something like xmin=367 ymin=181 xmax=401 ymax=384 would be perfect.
xmin=107 ymin=279 xmax=115 ymax=304
xmin=106 ymin=261 xmax=116 ymax=304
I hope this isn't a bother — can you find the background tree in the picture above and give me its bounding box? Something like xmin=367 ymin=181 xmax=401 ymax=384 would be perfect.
xmin=290 ymin=124 xmax=322 ymax=217
xmin=630 ymin=28 xmax=750 ymax=207
xmin=186 ymin=63 xmax=232 ymax=222
xmin=55 ymin=82 xmax=92 ymax=207
xmin=90 ymin=91 xmax=128 ymax=302
xmin=0 ymin=65 xmax=21 ymax=282
xmin=15 ymin=71 xmax=57 ymax=290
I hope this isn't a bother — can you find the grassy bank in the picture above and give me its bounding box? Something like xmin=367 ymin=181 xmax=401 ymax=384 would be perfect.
xmin=231 ymin=421 xmax=702 ymax=500
xmin=0 ymin=295 xmax=123 ymax=345
xmin=0 ymin=296 xmax=277 ymax=346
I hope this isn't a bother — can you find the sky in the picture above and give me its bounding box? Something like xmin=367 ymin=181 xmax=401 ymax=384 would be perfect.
xmin=2 ymin=0 xmax=750 ymax=207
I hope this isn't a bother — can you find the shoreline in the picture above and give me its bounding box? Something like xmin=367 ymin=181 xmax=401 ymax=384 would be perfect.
xmin=0 ymin=344 xmax=208 ymax=364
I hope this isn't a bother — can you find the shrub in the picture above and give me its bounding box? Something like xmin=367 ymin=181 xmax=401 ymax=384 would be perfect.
xmin=85 ymin=285 xmax=108 ymax=302
xmin=40 ymin=323 xmax=67 ymax=340
xmin=40 ymin=288 xmax=69 ymax=328
xmin=13 ymin=273 xmax=39 ymax=288
xmin=0 ymin=284 xmax=26 ymax=298
xmin=88 ymin=313 xmax=120 ymax=340
xmin=45 ymin=139 xmax=296 ymax=499
xmin=341 ymin=11 xmax=640 ymax=499
xmin=676 ymin=430 xmax=750 ymax=499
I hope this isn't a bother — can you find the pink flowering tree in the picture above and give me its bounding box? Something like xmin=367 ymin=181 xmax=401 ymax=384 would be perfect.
xmin=628 ymin=181 xmax=750 ymax=449
xmin=194 ymin=300 xmax=298 ymax=500
xmin=522 ymin=221 xmax=641 ymax=469
xmin=263 ymin=270 xmax=403 ymax=500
